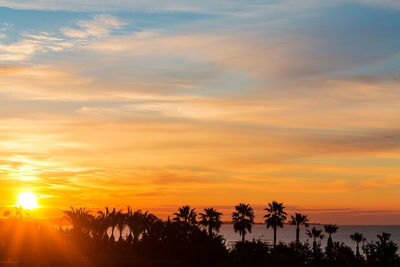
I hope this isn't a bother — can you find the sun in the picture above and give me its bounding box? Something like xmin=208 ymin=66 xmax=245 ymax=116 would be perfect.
xmin=17 ymin=192 xmax=39 ymax=209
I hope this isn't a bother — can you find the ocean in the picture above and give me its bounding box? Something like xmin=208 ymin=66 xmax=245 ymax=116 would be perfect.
xmin=219 ymin=224 xmax=400 ymax=251
xmin=114 ymin=224 xmax=400 ymax=252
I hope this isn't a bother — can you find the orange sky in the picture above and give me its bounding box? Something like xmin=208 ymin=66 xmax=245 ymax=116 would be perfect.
xmin=1 ymin=1 xmax=400 ymax=224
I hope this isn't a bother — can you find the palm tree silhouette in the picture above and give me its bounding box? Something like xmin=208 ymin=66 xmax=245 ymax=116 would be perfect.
xmin=95 ymin=209 xmax=111 ymax=240
xmin=125 ymin=206 xmax=133 ymax=243
xmin=306 ymin=227 xmax=324 ymax=254
xmin=116 ymin=210 xmax=127 ymax=242
xmin=126 ymin=209 xmax=146 ymax=244
xmin=63 ymin=207 xmax=93 ymax=236
xmin=232 ymin=203 xmax=255 ymax=243
xmin=173 ymin=205 xmax=197 ymax=226
xmin=264 ymin=201 xmax=287 ymax=247
xmin=377 ymin=232 xmax=391 ymax=245
xmin=350 ymin=232 xmax=366 ymax=258
xmin=143 ymin=212 xmax=160 ymax=234
xmin=199 ymin=208 xmax=223 ymax=238
xmin=324 ymin=224 xmax=338 ymax=255
xmin=107 ymin=207 xmax=120 ymax=241
xmin=289 ymin=213 xmax=309 ymax=245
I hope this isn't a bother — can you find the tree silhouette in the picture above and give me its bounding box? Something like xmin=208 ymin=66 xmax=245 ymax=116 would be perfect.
xmin=107 ymin=207 xmax=120 ymax=241
xmin=144 ymin=213 xmax=163 ymax=242
xmin=264 ymin=201 xmax=287 ymax=247
xmin=232 ymin=203 xmax=255 ymax=243
xmin=306 ymin=227 xmax=324 ymax=254
xmin=364 ymin=232 xmax=400 ymax=266
xmin=173 ymin=205 xmax=197 ymax=226
xmin=289 ymin=213 xmax=309 ymax=245
xmin=350 ymin=232 xmax=366 ymax=258
xmin=116 ymin=209 xmax=127 ymax=242
xmin=94 ymin=209 xmax=111 ymax=240
xmin=199 ymin=208 xmax=223 ymax=238
xmin=324 ymin=224 xmax=338 ymax=257
xmin=143 ymin=212 xmax=160 ymax=236
xmin=63 ymin=207 xmax=93 ymax=236
xmin=131 ymin=210 xmax=147 ymax=243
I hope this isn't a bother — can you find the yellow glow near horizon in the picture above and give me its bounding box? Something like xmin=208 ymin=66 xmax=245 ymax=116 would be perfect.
xmin=17 ymin=192 xmax=39 ymax=209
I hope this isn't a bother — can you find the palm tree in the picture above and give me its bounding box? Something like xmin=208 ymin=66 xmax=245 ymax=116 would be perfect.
xmin=143 ymin=212 xmax=160 ymax=234
xmin=143 ymin=212 xmax=161 ymax=239
xmin=125 ymin=206 xmax=133 ymax=242
xmin=173 ymin=205 xmax=197 ymax=226
xmin=232 ymin=203 xmax=255 ymax=243
xmin=126 ymin=209 xmax=146 ymax=243
xmin=63 ymin=207 xmax=93 ymax=236
xmin=199 ymin=208 xmax=223 ymax=238
xmin=377 ymin=232 xmax=391 ymax=245
xmin=290 ymin=213 xmax=309 ymax=245
xmin=107 ymin=207 xmax=120 ymax=241
xmin=95 ymin=209 xmax=111 ymax=240
xmin=264 ymin=201 xmax=287 ymax=247
xmin=324 ymin=224 xmax=339 ymax=253
xmin=126 ymin=210 xmax=146 ymax=243
xmin=350 ymin=232 xmax=366 ymax=257
xmin=116 ymin=210 xmax=127 ymax=242
xmin=306 ymin=227 xmax=324 ymax=254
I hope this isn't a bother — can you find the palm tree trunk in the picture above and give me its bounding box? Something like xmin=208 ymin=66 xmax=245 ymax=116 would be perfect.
xmin=296 ymin=225 xmax=300 ymax=245
xmin=327 ymin=235 xmax=333 ymax=257
xmin=111 ymin=226 xmax=115 ymax=241
xmin=356 ymin=243 xmax=360 ymax=257
xmin=273 ymin=226 xmax=277 ymax=247
xmin=242 ymin=232 xmax=245 ymax=243
xmin=208 ymin=225 xmax=212 ymax=238
xmin=313 ymin=238 xmax=317 ymax=254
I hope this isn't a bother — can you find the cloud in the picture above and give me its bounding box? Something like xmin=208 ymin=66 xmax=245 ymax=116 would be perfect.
xmin=0 ymin=33 xmax=71 ymax=62
xmin=0 ymin=15 xmax=124 ymax=62
xmin=0 ymin=0 xmax=299 ymax=13
xmin=0 ymin=40 xmax=38 ymax=61
xmin=0 ymin=65 xmax=93 ymax=100
xmin=61 ymin=14 xmax=125 ymax=38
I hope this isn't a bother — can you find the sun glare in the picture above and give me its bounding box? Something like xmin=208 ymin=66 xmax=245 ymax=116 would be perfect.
xmin=17 ymin=192 xmax=39 ymax=209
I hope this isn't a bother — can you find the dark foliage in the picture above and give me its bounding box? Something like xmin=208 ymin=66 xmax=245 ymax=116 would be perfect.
xmin=0 ymin=206 xmax=400 ymax=267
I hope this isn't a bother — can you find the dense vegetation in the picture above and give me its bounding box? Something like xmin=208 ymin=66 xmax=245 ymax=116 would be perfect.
xmin=0 ymin=202 xmax=399 ymax=267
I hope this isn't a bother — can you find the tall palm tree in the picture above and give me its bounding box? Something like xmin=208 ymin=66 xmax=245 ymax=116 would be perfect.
xmin=199 ymin=208 xmax=223 ymax=238
xmin=173 ymin=205 xmax=197 ymax=226
xmin=95 ymin=209 xmax=111 ymax=240
xmin=232 ymin=203 xmax=255 ymax=243
xmin=64 ymin=207 xmax=93 ymax=236
xmin=116 ymin=210 xmax=127 ymax=242
xmin=377 ymin=232 xmax=391 ymax=245
xmin=126 ymin=210 xmax=146 ymax=243
xmin=350 ymin=232 xmax=366 ymax=257
xmin=107 ymin=207 xmax=120 ymax=241
xmin=143 ymin=212 xmax=161 ymax=239
xmin=143 ymin=212 xmax=160 ymax=234
xmin=126 ymin=206 xmax=133 ymax=242
xmin=306 ymin=227 xmax=324 ymax=254
xmin=290 ymin=213 xmax=309 ymax=245
xmin=324 ymin=224 xmax=339 ymax=252
xmin=264 ymin=201 xmax=287 ymax=247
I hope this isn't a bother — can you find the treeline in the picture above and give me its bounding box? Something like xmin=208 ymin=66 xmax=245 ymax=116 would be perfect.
xmin=0 ymin=202 xmax=399 ymax=267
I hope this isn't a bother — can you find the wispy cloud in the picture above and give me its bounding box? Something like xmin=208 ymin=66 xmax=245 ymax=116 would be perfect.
xmin=61 ymin=14 xmax=125 ymax=38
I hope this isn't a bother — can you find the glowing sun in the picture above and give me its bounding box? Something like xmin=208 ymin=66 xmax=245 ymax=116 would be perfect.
xmin=17 ymin=192 xmax=39 ymax=209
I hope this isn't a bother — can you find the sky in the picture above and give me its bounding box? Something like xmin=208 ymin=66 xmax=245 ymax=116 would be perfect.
xmin=0 ymin=0 xmax=399 ymax=224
